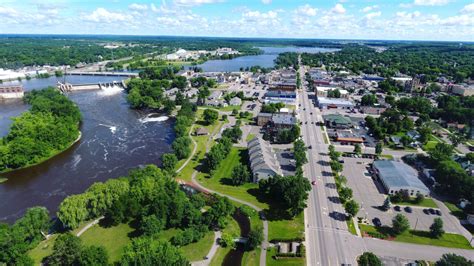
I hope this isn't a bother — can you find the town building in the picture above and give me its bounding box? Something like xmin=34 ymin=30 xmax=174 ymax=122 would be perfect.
xmin=264 ymin=90 xmax=297 ymax=105
xmin=271 ymin=113 xmax=297 ymax=129
xmin=248 ymin=137 xmax=283 ymax=182
xmin=317 ymin=97 xmax=354 ymax=109
xmin=269 ymin=69 xmax=297 ymax=91
xmin=359 ymin=106 xmax=387 ymax=115
xmin=194 ymin=127 xmax=209 ymax=136
xmin=315 ymin=87 xmax=349 ymax=99
xmin=229 ymin=97 xmax=242 ymax=106
xmin=372 ymin=160 xmax=430 ymax=197
xmin=323 ymin=114 xmax=353 ymax=129
xmin=0 ymin=85 xmax=24 ymax=99
xmin=257 ymin=113 xmax=273 ymax=126
xmin=335 ymin=131 xmax=364 ymax=144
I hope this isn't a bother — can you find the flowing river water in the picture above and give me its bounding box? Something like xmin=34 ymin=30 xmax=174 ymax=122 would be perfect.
xmin=0 ymin=75 xmax=175 ymax=222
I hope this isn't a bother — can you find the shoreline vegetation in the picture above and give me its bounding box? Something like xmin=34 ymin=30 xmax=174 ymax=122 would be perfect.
xmin=0 ymin=88 xmax=82 ymax=174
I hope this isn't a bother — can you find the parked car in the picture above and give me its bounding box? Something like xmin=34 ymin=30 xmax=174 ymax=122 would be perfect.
xmin=394 ymin=206 xmax=401 ymax=211
xmin=423 ymin=209 xmax=430 ymax=214
xmin=428 ymin=208 xmax=436 ymax=214
xmin=435 ymin=210 xmax=442 ymax=216
xmin=405 ymin=206 xmax=412 ymax=213
xmin=372 ymin=217 xmax=382 ymax=227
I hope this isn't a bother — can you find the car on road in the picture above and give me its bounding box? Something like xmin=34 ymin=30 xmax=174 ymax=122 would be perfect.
xmin=405 ymin=206 xmax=412 ymax=213
xmin=310 ymin=112 xmax=313 ymax=115
xmin=311 ymin=180 xmax=316 ymax=185
xmin=308 ymin=145 xmax=312 ymax=149
xmin=372 ymin=217 xmax=382 ymax=227
xmin=435 ymin=209 xmax=442 ymax=216
xmin=259 ymin=212 xmax=266 ymax=220
xmin=394 ymin=205 xmax=401 ymax=212
xmin=303 ymin=108 xmax=306 ymax=111
xmin=305 ymin=121 xmax=308 ymax=124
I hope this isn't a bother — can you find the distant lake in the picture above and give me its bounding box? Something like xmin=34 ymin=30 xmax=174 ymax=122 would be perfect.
xmin=188 ymin=46 xmax=339 ymax=72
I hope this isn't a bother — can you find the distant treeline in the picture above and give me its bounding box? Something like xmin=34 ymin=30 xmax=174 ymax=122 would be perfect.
xmin=0 ymin=88 xmax=81 ymax=172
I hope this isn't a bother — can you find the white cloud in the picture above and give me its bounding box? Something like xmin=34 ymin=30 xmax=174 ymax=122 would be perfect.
xmin=460 ymin=3 xmax=474 ymax=14
xmin=361 ymin=5 xmax=378 ymax=13
xmin=413 ymin=0 xmax=450 ymax=6
xmin=243 ymin=10 xmax=278 ymax=20
xmin=0 ymin=6 xmax=20 ymax=18
xmin=261 ymin=0 xmax=272 ymax=4
xmin=82 ymin=8 xmax=132 ymax=23
xmin=173 ymin=0 xmax=223 ymax=6
xmin=296 ymin=4 xmax=317 ymax=17
xmin=365 ymin=11 xmax=381 ymax=20
xmin=399 ymin=3 xmax=413 ymax=8
xmin=440 ymin=14 xmax=474 ymax=26
xmin=331 ymin=4 xmax=346 ymax=14
xmin=129 ymin=3 xmax=148 ymax=11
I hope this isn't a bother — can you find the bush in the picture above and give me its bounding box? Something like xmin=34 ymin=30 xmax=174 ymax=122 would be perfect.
xmin=392 ymin=214 xmax=410 ymax=235
xmin=358 ymin=252 xmax=382 ymax=266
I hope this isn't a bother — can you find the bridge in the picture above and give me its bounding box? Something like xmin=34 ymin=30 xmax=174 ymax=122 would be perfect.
xmin=67 ymin=71 xmax=139 ymax=77
xmin=57 ymin=80 xmax=127 ymax=93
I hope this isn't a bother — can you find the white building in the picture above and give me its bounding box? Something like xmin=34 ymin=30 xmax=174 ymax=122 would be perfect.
xmin=451 ymin=84 xmax=474 ymax=96
xmin=316 ymin=87 xmax=349 ymax=99
xmin=0 ymin=85 xmax=24 ymax=99
xmin=248 ymin=137 xmax=283 ymax=182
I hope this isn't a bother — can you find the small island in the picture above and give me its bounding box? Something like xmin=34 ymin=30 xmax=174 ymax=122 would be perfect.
xmin=0 ymin=88 xmax=82 ymax=174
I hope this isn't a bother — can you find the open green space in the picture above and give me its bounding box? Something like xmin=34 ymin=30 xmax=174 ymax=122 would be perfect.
xmin=379 ymin=154 xmax=394 ymax=160
xmin=347 ymin=219 xmax=358 ymax=235
xmin=359 ymin=224 xmax=473 ymax=250
xmin=79 ymin=223 xmax=134 ymax=263
xmin=392 ymin=197 xmax=438 ymax=208
xmin=267 ymin=247 xmax=304 ymax=266
xmin=209 ymin=217 xmax=241 ymax=266
xmin=443 ymin=201 xmax=467 ymax=220
xmin=268 ymin=212 xmax=305 ymax=241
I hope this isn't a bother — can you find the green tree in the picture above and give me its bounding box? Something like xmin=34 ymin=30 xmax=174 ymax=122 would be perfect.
xmin=392 ymin=214 xmax=410 ymax=235
xmin=375 ymin=142 xmax=383 ymax=155
xmin=246 ymin=227 xmax=263 ymax=250
xmin=354 ymin=144 xmax=362 ymax=155
xmin=46 ymin=233 xmax=82 ymax=266
xmin=203 ymin=109 xmax=219 ymax=125
xmin=161 ymin=153 xmax=178 ymax=172
xmin=361 ymin=94 xmax=378 ymax=106
xmin=357 ymin=252 xmax=382 ymax=266
xmin=400 ymin=135 xmax=412 ymax=147
xmin=220 ymin=233 xmax=236 ymax=249
xmin=230 ymin=163 xmax=250 ymax=186
xmin=78 ymin=246 xmax=109 ymax=266
xmin=339 ymin=187 xmax=353 ymax=203
xmin=414 ymin=192 xmax=424 ymax=204
xmin=172 ymin=137 xmax=192 ymax=160
xmin=430 ymin=218 xmax=445 ymax=238
xmin=382 ymin=197 xmax=391 ymax=211
xmin=344 ymin=199 xmax=359 ymax=218
xmin=429 ymin=143 xmax=453 ymax=162
xmin=197 ymin=86 xmax=210 ymax=106
xmin=120 ymin=238 xmax=188 ymax=265
xmin=140 ymin=215 xmax=165 ymax=237
xmin=436 ymin=253 xmax=472 ymax=266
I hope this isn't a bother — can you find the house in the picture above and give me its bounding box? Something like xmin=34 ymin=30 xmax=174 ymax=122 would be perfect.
xmin=372 ymin=160 xmax=430 ymax=197
xmin=390 ymin=136 xmax=403 ymax=149
xmin=407 ymin=130 xmax=420 ymax=140
xmin=194 ymin=127 xmax=209 ymax=136
xmin=229 ymin=97 xmax=242 ymax=106
xmin=323 ymin=114 xmax=352 ymax=129
xmin=248 ymin=137 xmax=283 ymax=182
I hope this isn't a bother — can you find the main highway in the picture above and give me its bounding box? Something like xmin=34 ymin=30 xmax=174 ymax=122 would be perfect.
xmin=296 ymin=61 xmax=474 ymax=265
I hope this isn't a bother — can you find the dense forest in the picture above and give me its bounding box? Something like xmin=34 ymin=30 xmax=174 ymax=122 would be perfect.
xmin=301 ymin=44 xmax=474 ymax=82
xmin=0 ymin=88 xmax=81 ymax=172
xmin=0 ymin=36 xmax=261 ymax=69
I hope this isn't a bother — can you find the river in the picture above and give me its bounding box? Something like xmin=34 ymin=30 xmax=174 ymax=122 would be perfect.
xmin=189 ymin=46 xmax=339 ymax=72
xmin=0 ymin=75 xmax=175 ymax=222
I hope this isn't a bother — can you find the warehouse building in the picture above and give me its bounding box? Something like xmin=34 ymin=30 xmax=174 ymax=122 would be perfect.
xmin=317 ymin=97 xmax=354 ymax=109
xmin=248 ymin=137 xmax=282 ymax=182
xmin=372 ymin=160 xmax=430 ymax=197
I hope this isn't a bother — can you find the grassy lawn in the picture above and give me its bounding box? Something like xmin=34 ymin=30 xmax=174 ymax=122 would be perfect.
xmin=242 ymin=248 xmax=261 ymax=266
xmin=379 ymin=154 xmax=394 ymax=160
xmin=443 ymin=201 xmax=467 ymax=220
xmin=80 ymin=223 xmax=134 ymax=263
xmin=392 ymin=197 xmax=438 ymax=208
xmin=359 ymin=224 xmax=473 ymax=250
xmin=347 ymin=219 xmax=357 ymax=235
xmin=267 ymin=247 xmax=304 ymax=266
xmin=198 ymin=147 xmax=268 ymax=210
xmin=246 ymin=133 xmax=256 ymax=142
xmin=180 ymin=230 xmax=215 ymax=261
xmin=423 ymin=134 xmax=442 ymax=151
xmin=268 ymin=212 xmax=305 ymax=241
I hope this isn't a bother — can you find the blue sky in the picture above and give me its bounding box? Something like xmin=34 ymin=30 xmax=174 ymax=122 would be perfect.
xmin=0 ymin=0 xmax=473 ymax=41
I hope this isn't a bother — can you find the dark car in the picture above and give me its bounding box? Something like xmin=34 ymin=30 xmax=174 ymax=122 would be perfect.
xmin=308 ymin=145 xmax=312 ymax=149
xmin=423 ymin=209 xmax=430 ymax=214
xmin=429 ymin=208 xmax=436 ymax=214
xmin=303 ymin=108 xmax=306 ymax=111
xmin=372 ymin=217 xmax=382 ymax=227
xmin=310 ymin=112 xmax=313 ymax=115
xmin=405 ymin=206 xmax=412 ymax=213
xmin=394 ymin=206 xmax=401 ymax=212
xmin=435 ymin=209 xmax=442 ymax=216
xmin=311 ymin=180 xmax=316 ymax=185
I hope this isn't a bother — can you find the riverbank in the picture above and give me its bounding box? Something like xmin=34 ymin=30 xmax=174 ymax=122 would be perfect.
xmin=0 ymin=131 xmax=82 ymax=176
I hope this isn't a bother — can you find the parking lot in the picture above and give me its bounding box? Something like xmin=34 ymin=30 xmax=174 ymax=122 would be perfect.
xmin=341 ymin=157 xmax=461 ymax=233
xmin=275 ymin=149 xmax=296 ymax=176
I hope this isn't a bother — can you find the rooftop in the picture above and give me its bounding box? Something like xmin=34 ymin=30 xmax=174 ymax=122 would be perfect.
xmin=318 ymin=97 xmax=354 ymax=106
xmin=373 ymin=160 xmax=429 ymax=193
xmin=323 ymin=114 xmax=352 ymax=125
xmin=272 ymin=113 xmax=297 ymax=125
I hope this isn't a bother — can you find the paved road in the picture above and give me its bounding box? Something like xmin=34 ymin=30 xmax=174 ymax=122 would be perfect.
xmin=298 ymin=62 xmax=474 ymax=265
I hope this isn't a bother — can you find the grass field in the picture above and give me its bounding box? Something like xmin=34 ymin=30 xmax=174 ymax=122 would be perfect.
xmin=379 ymin=154 xmax=394 ymax=160
xmin=392 ymin=197 xmax=438 ymax=208
xmin=80 ymin=223 xmax=134 ymax=263
xmin=210 ymin=217 xmax=241 ymax=266
xmin=423 ymin=134 xmax=442 ymax=151
xmin=443 ymin=201 xmax=467 ymax=220
xmin=347 ymin=219 xmax=357 ymax=235
xmin=359 ymin=224 xmax=473 ymax=250
xmin=268 ymin=212 xmax=305 ymax=241
xmin=267 ymin=247 xmax=304 ymax=266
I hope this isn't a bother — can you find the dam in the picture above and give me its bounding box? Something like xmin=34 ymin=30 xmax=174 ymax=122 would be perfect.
xmin=57 ymin=80 xmax=127 ymax=93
